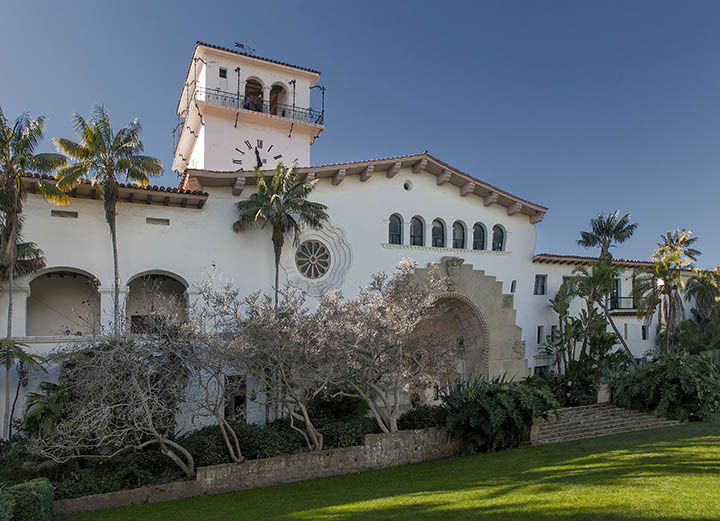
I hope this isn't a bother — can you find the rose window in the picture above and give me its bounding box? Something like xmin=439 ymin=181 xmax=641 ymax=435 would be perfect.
xmin=295 ymin=240 xmax=331 ymax=279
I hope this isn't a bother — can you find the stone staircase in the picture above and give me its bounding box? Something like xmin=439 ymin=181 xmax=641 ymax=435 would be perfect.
xmin=530 ymin=404 xmax=679 ymax=445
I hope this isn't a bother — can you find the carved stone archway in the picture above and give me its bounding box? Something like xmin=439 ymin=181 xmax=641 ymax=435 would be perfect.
xmin=417 ymin=257 xmax=529 ymax=380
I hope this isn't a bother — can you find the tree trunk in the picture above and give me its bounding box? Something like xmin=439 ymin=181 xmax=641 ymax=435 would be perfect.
xmin=271 ymin=232 xmax=283 ymax=314
xmin=599 ymin=300 xmax=637 ymax=366
xmin=8 ymin=369 xmax=21 ymax=439
xmin=580 ymin=301 xmax=593 ymax=360
xmin=3 ymin=209 xmax=17 ymax=439
xmin=104 ymin=183 xmax=120 ymax=336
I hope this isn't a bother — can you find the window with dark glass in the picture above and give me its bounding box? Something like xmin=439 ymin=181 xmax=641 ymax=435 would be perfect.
xmin=534 ymin=274 xmax=547 ymax=295
xmin=452 ymin=221 xmax=466 ymax=249
xmin=492 ymin=225 xmax=505 ymax=251
xmin=473 ymin=223 xmax=486 ymax=250
xmin=388 ymin=214 xmax=402 ymax=245
xmin=219 ymin=67 xmax=227 ymax=79
xmin=510 ymin=280 xmax=517 ymax=293
xmin=431 ymin=219 xmax=445 ymax=248
xmin=641 ymin=325 xmax=648 ymax=340
xmin=410 ymin=217 xmax=424 ymax=246
xmin=537 ymin=325 xmax=545 ymax=344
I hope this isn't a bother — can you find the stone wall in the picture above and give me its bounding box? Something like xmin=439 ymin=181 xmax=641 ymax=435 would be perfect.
xmin=54 ymin=428 xmax=461 ymax=516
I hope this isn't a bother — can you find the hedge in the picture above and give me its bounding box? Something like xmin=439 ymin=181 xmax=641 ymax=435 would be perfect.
xmin=0 ymin=492 xmax=13 ymax=521
xmin=1 ymin=478 xmax=54 ymax=521
xmin=611 ymin=352 xmax=720 ymax=421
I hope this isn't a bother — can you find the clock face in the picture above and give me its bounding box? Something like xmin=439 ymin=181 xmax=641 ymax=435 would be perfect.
xmin=233 ymin=139 xmax=283 ymax=170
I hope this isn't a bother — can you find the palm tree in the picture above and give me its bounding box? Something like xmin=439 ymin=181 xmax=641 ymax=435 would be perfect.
xmin=685 ymin=268 xmax=720 ymax=319
xmin=572 ymin=260 xmax=637 ymax=364
xmin=23 ymin=381 xmax=71 ymax=437
xmin=578 ymin=211 xmax=637 ymax=259
xmin=54 ymin=105 xmax=163 ymax=334
xmin=634 ymin=231 xmax=700 ymax=353
xmin=0 ymin=339 xmax=45 ymax=438
xmin=0 ymin=107 xmax=66 ymax=438
xmin=234 ymin=162 xmax=329 ymax=311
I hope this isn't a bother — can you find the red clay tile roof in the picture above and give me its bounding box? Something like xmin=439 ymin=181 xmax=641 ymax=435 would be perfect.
xmin=533 ymin=253 xmax=654 ymax=267
xmin=23 ymin=173 xmax=208 ymax=197
xmin=196 ymin=42 xmax=321 ymax=75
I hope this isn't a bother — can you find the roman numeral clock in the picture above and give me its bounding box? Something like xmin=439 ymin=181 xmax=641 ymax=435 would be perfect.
xmin=233 ymin=139 xmax=283 ymax=170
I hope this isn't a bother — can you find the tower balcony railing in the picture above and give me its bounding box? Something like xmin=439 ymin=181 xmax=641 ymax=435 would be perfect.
xmin=194 ymin=86 xmax=324 ymax=125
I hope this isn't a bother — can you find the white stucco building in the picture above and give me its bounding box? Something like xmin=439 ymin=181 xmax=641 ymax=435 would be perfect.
xmin=0 ymin=42 xmax=696 ymax=432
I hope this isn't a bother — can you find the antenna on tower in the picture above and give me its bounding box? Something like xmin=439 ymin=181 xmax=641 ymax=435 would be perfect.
xmin=234 ymin=42 xmax=256 ymax=54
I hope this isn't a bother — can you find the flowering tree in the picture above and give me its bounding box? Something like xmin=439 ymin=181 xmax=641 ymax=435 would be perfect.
xmin=337 ymin=260 xmax=461 ymax=434
xmin=28 ymin=309 xmax=197 ymax=477
xmin=235 ymin=288 xmax=345 ymax=451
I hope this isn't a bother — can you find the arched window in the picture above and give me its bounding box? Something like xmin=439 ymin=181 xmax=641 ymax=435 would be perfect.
xmin=269 ymin=84 xmax=286 ymax=116
xmin=452 ymin=221 xmax=466 ymax=249
xmin=492 ymin=225 xmax=505 ymax=251
xmin=410 ymin=217 xmax=424 ymax=246
xmin=472 ymin=223 xmax=486 ymax=250
xmin=244 ymin=79 xmax=263 ymax=112
xmin=431 ymin=219 xmax=445 ymax=248
xmin=388 ymin=214 xmax=402 ymax=245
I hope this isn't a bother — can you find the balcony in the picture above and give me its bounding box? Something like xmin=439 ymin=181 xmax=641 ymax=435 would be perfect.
xmin=608 ymin=296 xmax=638 ymax=313
xmin=194 ymin=86 xmax=324 ymax=125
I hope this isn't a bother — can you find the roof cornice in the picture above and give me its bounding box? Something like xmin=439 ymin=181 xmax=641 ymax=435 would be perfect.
xmin=182 ymin=152 xmax=548 ymax=223
xmin=22 ymin=175 xmax=208 ymax=209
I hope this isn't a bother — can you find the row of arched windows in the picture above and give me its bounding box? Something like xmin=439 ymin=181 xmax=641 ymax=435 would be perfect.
xmin=388 ymin=215 xmax=506 ymax=251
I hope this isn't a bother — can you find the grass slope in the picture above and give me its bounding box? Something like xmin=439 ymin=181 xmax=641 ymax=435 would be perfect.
xmin=66 ymin=421 xmax=720 ymax=521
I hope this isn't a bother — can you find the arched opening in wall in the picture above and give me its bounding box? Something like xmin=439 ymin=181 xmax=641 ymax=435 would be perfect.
xmin=244 ymin=79 xmax=263 ymax=112
xmin=410 ymin=216 xmax=424 ymax=246
xmin=126 ymin=273 xmax=188 ymax=333
xmin=27 ymin=270 xmax=101 ymax=336
xmin=388 ymin=214 xmax=403 ymax=245
xmin=492 ymin=225 xmax=505 ymax=251
xmin=452 ymin=221 xmax=466 ymax=249
xmin=411 ymin=296 xmax=488 ymax=406
xmin=473 ymin=223 xmax=486 ymax=250
xmin=269 ymin=84 xmax=287 ymax=116
xmin=431 ymin=219 xmax=445 ymax=248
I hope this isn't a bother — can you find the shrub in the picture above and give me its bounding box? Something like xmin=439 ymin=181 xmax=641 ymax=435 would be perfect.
xmin=317 ymin=417 xmax=379 ymax=448
xmin=442 ymin=377 xmax=559 ymax=454
xmin=397 ymin=406 xmax=447 ymax=430
xmin=2 ymin=478 xmax=54 ymax=521
xmin=0 ymin=492 xmax=14 ymax=521
xmin=610 ymin=352 xmax=720 ymax=421
xmin=307 ymin=389 xmax=369 ymax=421
xmin=180 ymin=421 xmax=305 ymax=467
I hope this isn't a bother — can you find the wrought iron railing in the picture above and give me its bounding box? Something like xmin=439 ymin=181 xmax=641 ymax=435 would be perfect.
xmin=608 ymin=296 xmax=636 ymax=310
xmin=195 ymin=87 xmax=324 ymax=125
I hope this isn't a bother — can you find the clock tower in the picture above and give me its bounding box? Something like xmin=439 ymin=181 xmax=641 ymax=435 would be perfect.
xmin=172 ymin=42 xmax=325 ymax=174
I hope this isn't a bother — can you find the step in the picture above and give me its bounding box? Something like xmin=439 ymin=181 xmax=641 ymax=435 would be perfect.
xmin=537 ymin=417 xmax=667 ymax=433
xmin=540 ymin=420 xmax=665 ymax=438
xmin=536 ymin=421 xmax=680 ymax=444
xmin=530 ymin=404 xmax=679 ymax=445
xmin=538 ymin=419 xmax=676 ymax=439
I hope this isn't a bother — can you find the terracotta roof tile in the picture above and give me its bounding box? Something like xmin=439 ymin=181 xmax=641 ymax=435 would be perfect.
xmin=196 ymin=42 xmax=321 ymax=75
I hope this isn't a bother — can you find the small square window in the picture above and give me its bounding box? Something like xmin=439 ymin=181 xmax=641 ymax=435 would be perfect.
xmin=534 ymin=275 xmax=547 ymax=295
xmin=219 ymin=67 xmax=227 ymax=79
xmin=51 ymin=210 xmax=78 ymax=219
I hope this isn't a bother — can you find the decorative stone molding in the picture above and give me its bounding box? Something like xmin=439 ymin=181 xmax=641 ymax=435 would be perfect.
xmin=442 ymin=257 xmax=464 ymax=292
xmin=280 ymin=223 xmax=352 ymax=296
xmin=382 ymin=243 xmax=511 ymax=256
xmin=417 ymin=259 xmax=529 ymax=380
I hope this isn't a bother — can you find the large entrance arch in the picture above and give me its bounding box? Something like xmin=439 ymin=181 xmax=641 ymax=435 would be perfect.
xmin=418 ymin=257 xmax=529 ymax=380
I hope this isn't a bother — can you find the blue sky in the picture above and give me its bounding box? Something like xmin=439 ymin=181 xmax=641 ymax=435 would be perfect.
xmin=2 ymin=0 xmax=718 ymax=265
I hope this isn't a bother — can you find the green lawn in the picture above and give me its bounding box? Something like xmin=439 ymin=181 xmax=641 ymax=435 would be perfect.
xmin=67 ymin=421 xmax=720 ymax=521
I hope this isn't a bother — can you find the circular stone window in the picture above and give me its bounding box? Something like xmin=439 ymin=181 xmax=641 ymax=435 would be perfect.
xmin=295 ymin=240 xmax=331 ymax=279
xmin=403 ymin=180 xmax=413 ymax=191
